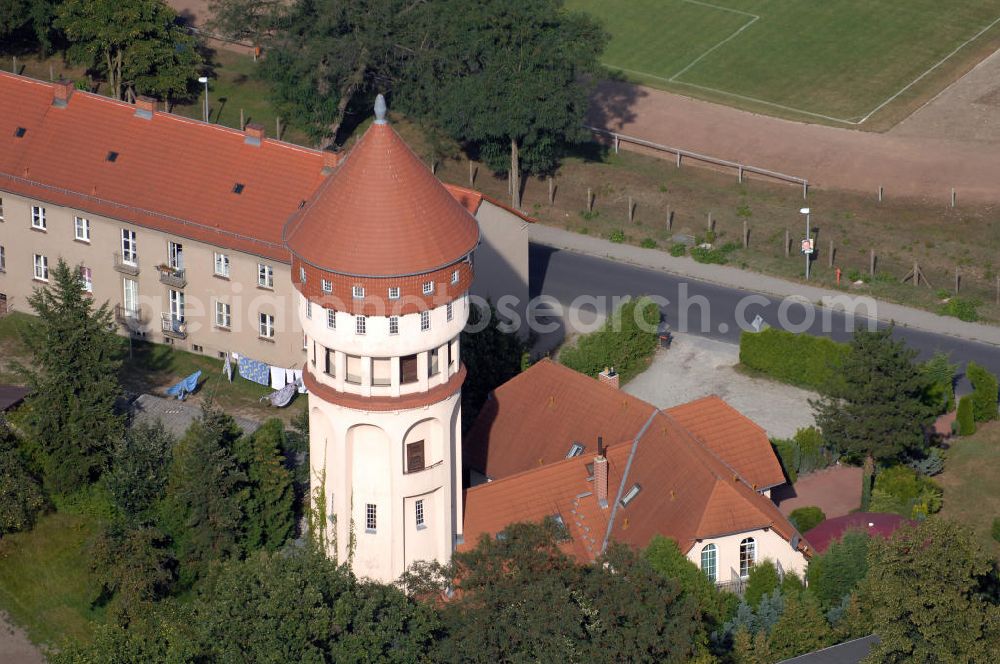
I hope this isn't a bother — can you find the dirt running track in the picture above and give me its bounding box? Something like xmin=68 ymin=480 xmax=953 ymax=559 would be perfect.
xmin=588 ymin=49 xmax=1000 ymax=204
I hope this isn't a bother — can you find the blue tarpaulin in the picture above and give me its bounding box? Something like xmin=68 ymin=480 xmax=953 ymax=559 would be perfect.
xmin=165 ymin=370 xmax=201 ymax=401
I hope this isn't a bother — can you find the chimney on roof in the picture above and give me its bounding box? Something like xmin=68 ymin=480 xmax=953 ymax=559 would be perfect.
xmin=135 ymin=96 xmax=156 ymax=120
xmin=52 ymin=79 xmax=74 ymax=108
xmin=598 ymin=366 xmax=619 ymax=390
xmin=244 ymin=122 xmax=265 ymax=146
xmin=321 ymin=148 xmax=342 ymax=174
xmin=595 ymin=436 xmax=608 ymax=509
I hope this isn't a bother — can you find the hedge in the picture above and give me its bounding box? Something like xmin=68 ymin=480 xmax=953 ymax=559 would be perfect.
xmin=956 ymin=395 xmax=976 ymax=436
xmin=967 ymin=362 xmax=998 ymax=422
xmin=558 ymin=297 xmax=660 ymax=384
xmin=788 ymin=506 xmax=826 ymax=533
xmin=771 ymin=427 xmax=835 ymax=484
xmin=739 ymin=328 xmax=850 ymax=392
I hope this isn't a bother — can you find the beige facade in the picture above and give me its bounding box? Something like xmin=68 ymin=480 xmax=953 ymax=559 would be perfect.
xmin=687 ymin=528 xmax=808 ymax=587
xmin=469 ymin=198 xmax=531 ymax=337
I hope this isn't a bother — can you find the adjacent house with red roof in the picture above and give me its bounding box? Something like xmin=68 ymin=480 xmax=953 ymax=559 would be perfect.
xmin=463 ymin=360 xmax=810 ymax=585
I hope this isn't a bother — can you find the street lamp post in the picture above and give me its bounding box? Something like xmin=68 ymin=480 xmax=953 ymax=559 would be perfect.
xmin=198 ymin=76 xmax=209 ymax=122
xmin=800 ymin=207 xmax=811 ymax=280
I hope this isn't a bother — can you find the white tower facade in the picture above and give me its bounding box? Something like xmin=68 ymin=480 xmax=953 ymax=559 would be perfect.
xmin=284 ymin=98 xmax=480 ymax=582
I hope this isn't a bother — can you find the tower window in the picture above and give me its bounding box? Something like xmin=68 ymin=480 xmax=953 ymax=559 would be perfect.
xmin=327 ymin=309 xmax=336 ymax=329
xmin=446 ymin=302 xmax=453 ymax=321
xmin=389 ymin=315 xmax=399 ymax=335
xmin=388 ymin=286 xmax=400 ymax=300
xmin=365 ymin=504 xmax=377 ymax=533
xmin=299 ymin=266 xmax=307 ymax=283
xmin=415 ymin=499 xmax=426 ymax=529
xmin=422 ymin=281 xmax=434 ymax=295
xmin=400 ymin=355 xmax=418 ymax=384
xmin=356 ymin=315 xmax=366 ymax=335
xmin=322 ymin=279 xmax=332 ymax=293
xmin=352 ymin=285 xmax=364 ymax=299
xmin=406 ymin=441 xmax=425 ymax=472
xmin=305 ymin=301 xmax=312 ymax=319
xmin=451 ymin=269 xmax=460 ymax=284
xmin=420 ymin=310 xmax=430 ymax=331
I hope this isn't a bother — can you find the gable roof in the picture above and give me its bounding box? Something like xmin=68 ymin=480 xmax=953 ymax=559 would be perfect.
xmin=465 ymin=359 xmax=785 ymax=490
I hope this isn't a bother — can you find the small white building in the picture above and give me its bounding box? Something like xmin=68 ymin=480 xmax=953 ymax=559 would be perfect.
xmin=285 ymin=97 xmax=480 ymax=582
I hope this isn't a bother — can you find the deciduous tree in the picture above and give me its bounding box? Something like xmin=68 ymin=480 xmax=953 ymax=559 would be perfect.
xmin=0 ymin=416 xmax=46 ymax=535
xmin=105 ymin=420 xmax=173 ymax=526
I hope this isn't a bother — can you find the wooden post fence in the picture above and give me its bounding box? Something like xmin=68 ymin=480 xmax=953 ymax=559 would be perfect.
xmin=878 ymin=185 xmax=883 ymax=202
xmin=468 ymin=160 xmax=476 ymax=186
xmin=828 ymin=240 xmax=834 ymax=268
xmin=869 ymin=249 xmax=876 ymax=278
xmin=666 ymin=207 xmax=673 ymax=231
xmin=707 ymin=212 xmax=713 ymax=232
xmin=548 ymin=177 xmax=555 ymax=204
xmin=627 ymin=196 xmax=635 ymax=223
xmin=742 ymin=220 xmax=749 ymax=248
xmin=951 ymin=188 xmax=956 ymax=208
xmin=785 ymin=229 xmax=790 ymax=258
xmin=587 ymin=187 xmax=594 ymax=212
xmin=954 ymin=267 xmax=960 ymax=295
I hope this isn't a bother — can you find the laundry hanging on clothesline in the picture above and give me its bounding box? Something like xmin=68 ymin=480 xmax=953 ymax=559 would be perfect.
xmin=238 ymin=355 xmax=270 ymax=386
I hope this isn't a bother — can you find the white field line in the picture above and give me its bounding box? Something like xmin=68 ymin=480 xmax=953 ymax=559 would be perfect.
xmin=601 ymin=0 xmax=1000 ymax=126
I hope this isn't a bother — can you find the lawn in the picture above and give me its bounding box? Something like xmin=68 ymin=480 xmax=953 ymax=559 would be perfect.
xmin=568 ymin=0 xmax=1000 ymax=123
xmin=0 ymin=512 xmax=104 ymax=648
xmin=938 ymin=422 xmax=1000 ymax=558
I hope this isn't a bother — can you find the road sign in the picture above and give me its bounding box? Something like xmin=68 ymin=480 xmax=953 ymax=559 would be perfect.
xmin=751 ymin=314 xmax=765 ymax=333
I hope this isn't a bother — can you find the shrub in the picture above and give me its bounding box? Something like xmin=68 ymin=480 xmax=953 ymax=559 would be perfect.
xmin=940 ymin=297 xmax=980 ymax=322
xmin=771 ymin=428 xmax=835 ymax=485
xmin=921 ymin=352 xmax=957 ymax=414
xmin=956 ymin=395 xmax=976 ymax=436
xmin=772 ymin=439 xmax=799 ymax=484
xmin=806 ymin=530 xmax=870 ymax=610
xmin=906 ymin=448 xmax=944 ymax=477
xmin=869 ymin=465 xmax=942 ymax=519
xmin=639 ymin=237 xmax=657 ymax=249
xmin=744 ymin=560 xmax=780 ymax=608
xmin=691 ymin=242 xmax=737 ymax=265
xmin=739 ymin=328 xmax=850 ymax=393
xmin=558 ymin=297 xmax=660 ymax=385
xmin=669 ymin=243 xmax=687 ymax=257
xmin=788 ymin=506 xmax=826 ymax=533
xmin=608 ymin=229 xmax=625 ymax=243
xmin=992 ymin=518 xmax=1000 ymax=544
xmin=967 ymin=362 xmax=998 ymax=422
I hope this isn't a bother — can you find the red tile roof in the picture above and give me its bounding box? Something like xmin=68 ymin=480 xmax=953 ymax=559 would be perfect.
xmin=284 ymin=116 xmax=480 ymax=277
xmin=465 ymin=359 xmax=784 ymax=490
xmin=0 ymin=74 xmax=491 ymax=264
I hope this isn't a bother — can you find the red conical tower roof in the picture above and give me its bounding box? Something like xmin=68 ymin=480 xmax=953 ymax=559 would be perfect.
xmin=284 ymin=97 xmax=479 ymax=277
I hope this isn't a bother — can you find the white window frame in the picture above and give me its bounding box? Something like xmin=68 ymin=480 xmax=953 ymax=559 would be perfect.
xmin=327 ymin=309 xmax=336 ymax=329
xmin=32 ymin=254 xmax=48 ymax=281
xmin=415 ymin=499 xmax=425 ymax=529
xmin=121 ymin=229 xmax=137 ymax=265
xmin=451 ymin=269 xmax=460 ymax=285
xmin=365 ymin=503 xmax=377 ymax=533
xmin=356 ymin=315 xmax=366 ymax=335
xmin=388 ymin=286 xmax=400 ymax=300
xmin=306 ymin=301 xmax=312 ymax=319
xmin=446 ymin=302 xmax=453 ymax=321
xmin=0 ymin=245 xmax=5 ymax=272
xmin=31 ymin=206 xmax=45 ymax=229
xmin=420 ymin=310 xmax=430 ymax=331
xmin=214 ymin=253 xmax=230 ymax=277
xmin=79 ymin=266 xmax=93 ymax=293
xmin=123 ymin=278 xmax=139 ymax=316
xmin=299 ymin=266 xmax=307 ymax=283
xmin=352 ymin=285 xmax=365 ymax=299
xmin=215 ymin=300 xmax=231 ymax=328
xmin=322 ymin=279 xmax=333 ymax=293
xmin=168 ymin=289 xmax=185 ymax=324
xmin=700 ymin=544 xmax=717 ymax=583
xmin=739 ymin=537 xmax=757 ymax=579
xmin=258 ymin=263 xmax=274 ymax=289
xmin=0 ymin=196 xmax=4 ymax=220
xmin=389 ymin=315 xmax=399 ymax=335
xmin=74 ymin=216 xmax=90 ymax=242
xmin=259 ymin=312 xmax=275 ymax=338
xmin=168 ymin=241 xmax=184 ymax=270
xmin=422 ymin=281 xmax=434 ymax=295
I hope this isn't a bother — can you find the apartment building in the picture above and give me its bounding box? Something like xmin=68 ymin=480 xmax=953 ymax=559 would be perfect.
xmin=0 ymin=73 xmax=530 ymax=368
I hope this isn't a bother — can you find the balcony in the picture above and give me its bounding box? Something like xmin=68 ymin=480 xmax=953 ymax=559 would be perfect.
xmin=161 ymin=313 xmax=187 ymax=340
xmin=113 ymin=253 xmax=139 ymax=276
xmin=114 ymin=304 xmax=143 ymax=325
xmin=157 ymin=265 xmax=187 ymax=288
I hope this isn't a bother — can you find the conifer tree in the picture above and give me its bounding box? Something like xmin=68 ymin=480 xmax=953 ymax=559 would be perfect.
xmin=235 ymin=419 xmax=295 ymax=552
xmin=17 ymin=258 xmax=123 ymax=494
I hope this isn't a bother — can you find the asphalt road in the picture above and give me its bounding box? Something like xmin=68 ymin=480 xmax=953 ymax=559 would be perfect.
xmin=530 ymin=243 xmax=1000 ymax=394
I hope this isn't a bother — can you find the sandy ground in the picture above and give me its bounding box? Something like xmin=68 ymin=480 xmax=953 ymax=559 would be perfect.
xmin=0 ymin=613 xmax=44 ymax=664
xmin=623 ymin=334 xmax=816 ymax=439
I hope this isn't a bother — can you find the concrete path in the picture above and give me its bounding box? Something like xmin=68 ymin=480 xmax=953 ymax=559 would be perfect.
xmin=0 ymin=613 xmax=44 ymax=664
xmin=530 ymin=223 xmax=1000 ymax=348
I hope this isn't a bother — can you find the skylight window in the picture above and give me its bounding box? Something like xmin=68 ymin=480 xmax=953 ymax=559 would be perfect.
xmin=566 ymin=442 xmax=585 ymax=458
xmin=14 ymin=127 xmax=26 ymax=138
xmin=620 ymin=483 xmax=642 ymax=507
xmin=106 ymin=151 xmax=119 ymax=162
xmin=232 ymin=183 xmax=245 ymax=194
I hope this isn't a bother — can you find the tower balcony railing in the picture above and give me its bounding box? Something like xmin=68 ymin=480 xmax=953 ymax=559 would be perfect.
xmin=113 ymin=253 xmax=140 ymax=276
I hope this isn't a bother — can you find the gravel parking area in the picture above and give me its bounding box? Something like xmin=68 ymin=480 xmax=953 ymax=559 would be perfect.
xmin=624 ymin=334 xmax=817 ymax=439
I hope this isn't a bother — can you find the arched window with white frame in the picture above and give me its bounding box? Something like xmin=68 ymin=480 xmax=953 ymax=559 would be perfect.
xmin=700 ymin=543 xmax=717 ymax=583
xmin=739 ymin=537 xmax=756 ymax=578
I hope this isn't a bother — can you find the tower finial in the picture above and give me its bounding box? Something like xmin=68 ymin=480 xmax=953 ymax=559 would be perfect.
xmin=374 ymin=94 xmax=387 ymax=125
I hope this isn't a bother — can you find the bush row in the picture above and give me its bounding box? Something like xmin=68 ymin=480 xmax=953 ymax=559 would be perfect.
xmin=740 ymin=328 xmax=850 ymax=392
xmin=559 ymin=296 xmax=661 ymax=384
xmin=771 ymin=427 xmax=836 ymax=484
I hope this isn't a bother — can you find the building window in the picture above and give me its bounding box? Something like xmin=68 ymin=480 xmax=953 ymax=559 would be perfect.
xmin=306 ymin=301 xmax=312 ymax=319
xmin=327 ymin=309 xmax=336 ymax=329
xmin=422 ymin=281 xmax=434 ymax=295
xmin=121 ymin=229 xmax=137 ymax=264
xmin=214 ymin=253 xmax=230 ymax=277
xmin=33 ymin=254 xmax=48 ymax=281
xmin=322 ymin=279 xmax=332 ymax=293
xmin=31 ymin=206 xmax=45 ymax=229
xmin=388 ymin=286 xmax=400 ymax=300
xmin=258 ymin=263 xmax=274 ymax=289
xmin=388 ymin=315 xmax=399 ymax=335
xmin=400 ymin=354 xmax=418 ymax=384
xmin=74 ymin=216 xmax=90 ymax=242
xmin=415 ymin=499 xmax=426 ymax=529
xmin=123 ymin=278 xmax=138 ymax=316
xmin=420 ymin=310 xmax=430 ymax=331
xmin=299 ymin=266 xmax=307 ymax=283
xmin=365 ymin=503 xmax=377 ymax=533
xmin=356 ymin=316 xmax=366 ymax=335
xmin=700 ymin=544 xmax=717 ymax=583
xmin=79 ymin=266 xmax=93 ymax=293
xmin=739 ymin=538 xmax=756 ymax=578
xmin=620 ymin=483 xmax=642 ymax=507
xmin=215 ymin=301 xmax=231 ymax=328
xmin=0 ymin=196 xmax=4 ymax=220
xmin=168 ymin=241 xmax=184 ymax=270
xmin=259 ymin=313 xmax=275 ymax=338
xmin=0 ymin=245 xmax=5 ymax=272
xmin=446 ymin=302 xmax=453 ymax=321
xmin=324 ymin=348 xmax=335 ymax=377
xmin=451 ymin=269 xmax=459 ymax=284
xmin=406 ymin=441 xmax=425 ymax=472
xmin=428 ymin=348 xmax=440 ymax=376
xmin=352 ymin=285 xmax=364 ymax=299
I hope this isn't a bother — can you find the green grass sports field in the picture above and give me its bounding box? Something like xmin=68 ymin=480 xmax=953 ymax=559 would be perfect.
xmin=568 ymin=0 xmax=1000 ymax=123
